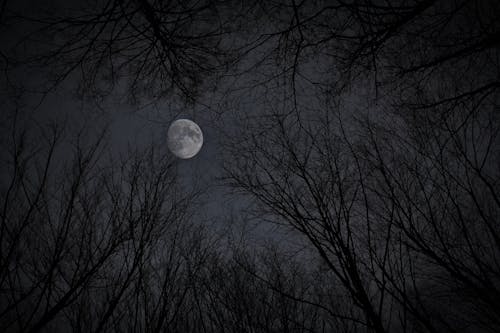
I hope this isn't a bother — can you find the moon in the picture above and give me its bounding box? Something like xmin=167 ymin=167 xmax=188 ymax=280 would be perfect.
xmin=167 ymin=119 xmax=203 ymax=159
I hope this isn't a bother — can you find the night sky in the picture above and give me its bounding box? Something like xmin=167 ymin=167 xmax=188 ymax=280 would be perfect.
xmin=1 ymin=0 xmax=499 ymax=332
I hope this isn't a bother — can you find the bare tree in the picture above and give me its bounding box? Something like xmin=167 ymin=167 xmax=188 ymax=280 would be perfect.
xmin=0 ymin=110 xmax=205 ymax=332
xmin=222 ymin=85 xmax=499 ymax=332
xmin=2 ymin=0 xmax=243 ymax=105
xmin=219 ymin=1 xmax=499 ymax=331
xmin=2 ymin=1 xmax=499 ymax=332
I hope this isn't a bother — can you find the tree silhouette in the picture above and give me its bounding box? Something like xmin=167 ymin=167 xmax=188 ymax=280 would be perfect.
xmin=2 ymin=0 xmax=240 ymax=104
xmin=0 ymin=111 xmax=204 ymax=332
xmin=1 ymin=0 xmax=499 ymax=332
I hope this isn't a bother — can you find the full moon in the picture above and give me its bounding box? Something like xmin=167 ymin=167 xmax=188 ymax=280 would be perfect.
xmin=167 ymin=119 xmax=203 ymax=159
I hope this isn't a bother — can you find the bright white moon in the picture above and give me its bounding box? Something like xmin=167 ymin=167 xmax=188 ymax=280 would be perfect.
xmin=167 ymin=119 xmax=203 ymax=159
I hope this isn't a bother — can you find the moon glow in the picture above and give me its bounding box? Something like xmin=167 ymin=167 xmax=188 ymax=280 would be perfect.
xmin=167 ymin=119 xmax=203 ymax=159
